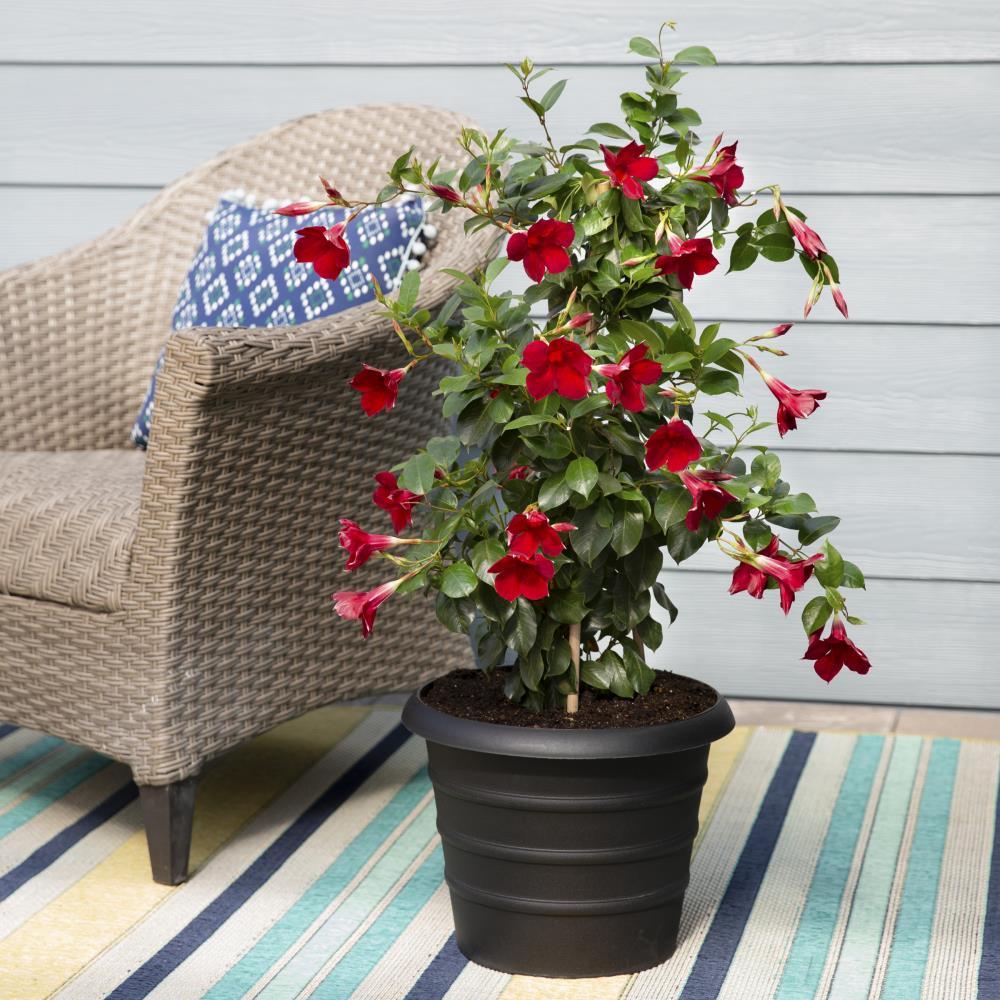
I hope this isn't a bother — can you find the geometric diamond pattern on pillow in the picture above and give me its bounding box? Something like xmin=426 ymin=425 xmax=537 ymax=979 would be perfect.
xmin=130 ymin=194 xmax=426 ymax=449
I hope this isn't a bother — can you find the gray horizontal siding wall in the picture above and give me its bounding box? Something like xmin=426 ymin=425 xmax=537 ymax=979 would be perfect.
xmin=2 ymin=1 xmax=997 ymax=708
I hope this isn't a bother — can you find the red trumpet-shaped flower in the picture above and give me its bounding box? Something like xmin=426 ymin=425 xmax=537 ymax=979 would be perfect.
xmin=729 ymin=536 xmax=824 ymax=614
xmin=655 ymin=234 xmax=719 ymax=290
xmin=595 ymin=343 xmax=663 ymax=412
xmin=506 ymin=511 xmax=576 ymax=558
xmin=803 ymin=618 xmax=872 ymax=683
xmin=566 ymin=312 xmax=594 ymax=330
xmin=521 ymin=336 xmax=593 ymax=401
xmin=746 ymin=356 xmax=827 ymax=437
xmin=692 ymin=141 xmax=744 ymax=207
xmin=338 ymin=519 xmax=410 ymax=571
xmin=488 ymin=552 xmax=556 ymax=602
xmin=784 ymin=209 xmax=828 ymax=260
xmin=350 ymin=364 xmax=406 ymax=416
xmin=645 ymin=419 xmax=703 ymax=473
xmin=293 ymin=223 xmax=351 ymax=280
xmin=372 ymin=471 xmax=422 ymax=533
xmin=679 ymin=470 xmax=737 ymax=531
xmin=601 ymin=142 xmax=659 ymax=201
xmin=427 ymin=183 xmax=462 ymax=204
xmin=332 ymin=577 xmax=403 ymax=638
xmin=506 ymin=219 xmax=576 ymax=283
xmin=506 ymin=465 xmax=533 ymax=481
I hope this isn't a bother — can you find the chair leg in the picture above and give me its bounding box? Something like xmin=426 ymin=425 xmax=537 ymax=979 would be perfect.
xmin=138 ymin=776 xmax=199 ymax=885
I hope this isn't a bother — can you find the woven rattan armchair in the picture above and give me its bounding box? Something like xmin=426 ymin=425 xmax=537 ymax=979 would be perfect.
xmin=0 ymin=106 xmax=495 ymax=883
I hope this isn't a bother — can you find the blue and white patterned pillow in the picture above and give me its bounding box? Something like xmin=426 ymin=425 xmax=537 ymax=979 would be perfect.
xmin=130 ymin=194 xmax=428 ymax=448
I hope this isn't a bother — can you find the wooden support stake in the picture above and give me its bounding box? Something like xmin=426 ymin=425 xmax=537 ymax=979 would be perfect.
xmin=566 ymin=621 xmax=581 ymax=714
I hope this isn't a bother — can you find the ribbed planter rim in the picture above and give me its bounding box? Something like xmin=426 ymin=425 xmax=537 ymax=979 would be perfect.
xmin=403 ymin=675 xmax=736 ymax=760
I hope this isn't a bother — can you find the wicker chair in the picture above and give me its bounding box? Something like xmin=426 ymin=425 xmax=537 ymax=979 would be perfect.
xmin=0 ymin=106 xmax=496 ymax=883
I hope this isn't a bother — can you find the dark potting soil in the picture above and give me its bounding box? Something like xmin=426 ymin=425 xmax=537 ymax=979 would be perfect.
xmin=421 ymin=668 xmax=717 ymax=729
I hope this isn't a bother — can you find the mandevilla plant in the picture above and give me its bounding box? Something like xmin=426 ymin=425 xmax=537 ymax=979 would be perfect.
xmin=285 ymin=24 xmax=872 ymax=712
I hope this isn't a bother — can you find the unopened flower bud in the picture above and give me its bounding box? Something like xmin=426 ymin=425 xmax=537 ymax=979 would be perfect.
xmin=750 ymin=323 xmax=793 ymax=341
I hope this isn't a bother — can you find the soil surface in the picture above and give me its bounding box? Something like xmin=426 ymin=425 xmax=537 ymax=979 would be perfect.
xmin=421 ymin=668 xmax=717 ymax=729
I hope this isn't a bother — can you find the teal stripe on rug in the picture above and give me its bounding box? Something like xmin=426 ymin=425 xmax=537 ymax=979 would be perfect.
xmin=775 ymin=734 xmax=885 ymax=1000
xmin=827 ymin=735 xmax=922 ymax=999
xmin=0 ymin=736 xmax=61 ymax=786
xmin=879 ymin=739 xmax=959 ymax=998
xmin=311 ymin=845 xmax=445 ymax=999
xmin=0 ymin=753 xmax=109 ymax=837
xmin=204 ymin=766 xmax=433 ymax=999
xmin=257 ymin=802 xmax=438 ymax=998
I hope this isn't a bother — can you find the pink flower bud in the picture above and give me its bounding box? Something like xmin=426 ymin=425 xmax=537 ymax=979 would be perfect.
xmin=275 ymin=200 xmax=331 ymax=217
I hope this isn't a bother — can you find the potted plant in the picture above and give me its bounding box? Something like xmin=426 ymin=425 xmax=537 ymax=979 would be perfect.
xmin=284 ymin=22 xmax=872 ymax=978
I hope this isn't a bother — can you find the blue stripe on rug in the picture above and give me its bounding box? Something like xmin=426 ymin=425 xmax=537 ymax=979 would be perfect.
xmin=0 ymin=725 xmax=16 ymax=741
xmin=406 ymin=933 xmax=468 ymax=999
xmin=0 ymin=781 xmax=137 ymax=901
xmin=978 ymin=761 xmax=1000 ymax=999
xmin=678 ymin=730 xmax=817 ymax=1000
xmin=106 ymin=724 xmax=412 ymax=1000
xmin=0 ymin=735 xmax=61 ymax=785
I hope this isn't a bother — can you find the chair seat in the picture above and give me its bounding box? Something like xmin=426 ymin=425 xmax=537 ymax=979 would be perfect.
xmin=0 ymin=450 xmax=144 ymax=612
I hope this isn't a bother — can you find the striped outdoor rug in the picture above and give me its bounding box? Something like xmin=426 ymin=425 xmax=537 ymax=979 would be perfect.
xmin=0 ymin=709 xmax=997 ymax=1000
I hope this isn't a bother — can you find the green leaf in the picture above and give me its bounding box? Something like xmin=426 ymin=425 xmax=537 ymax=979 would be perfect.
xmin=425 ymin=435 xmax=461 ymax=468
xmin=436 ymin=592 xmax=473 ymax=633
xmin=673 ymin=44 xmax=717 ymax=65
xmin=799 ymin=515 xmax=841 ymax=546
xmin=581 ymin=649 xmax=633 ymax=698
xmin=505 ymin=598 xmax=538 ymax=656
xmin=470 ymin=538 xmax=506 ymax=582
xmin=546 ymin=640 xmax=572 ymax=677
xmin=699 ymin=369 xmax=740 ymax=396
xmin=483 ymin=256 xmax=509 ymax=285
xmin=629 ymin=36 xmax=661 ymax=59
xmin=505 ymin=413 xmax=555 ymax=430
xmin=702 ymin=338 xmax=738 ymax=365
xmin=752 ymin=452 xmax=781 ymax=488
xmin=666 ymin=520 xmax=710 ymax=564
xmin=729 ymin=235 xmax=758 ymax=273
xmin=635 ymin=613 xmax=663 ymax=650
xmin=397 ymin=268 xmax=420 ymax=311
xmin=547 ymin=589 xmax=588 ymax=624
xmin=566 ymin=456 xmax=599 ymax=497
xmin=589 ymin=121 xmax=634 ymax=141
xmin=814 ymin=540 xmax=844 ymax=588
xmin=440 ymin=560 xmax=479 ymax=598
xmin=539 ymin=79 xmax=567 ymax=111
xmin=625 ymin=544 xmax=664 ymax=592
xmin=611 ymin=506 xmax=645 ymax=556
xmin=654 ymin=485 xmax=690 ymax=532
xmin=842 ymin=560 xmax=866 ymax=589
xmin=538 ymin=472 xmax=572 ymax=510
xmin=622 ymin=642 xmax=656 ymax=695
xmin=397 ymin=451 xmax=437 ymax=494
xmin=519 ymin=648 xmax=545 ymax=692
xmin=743 ymin=519 xmax=773 ymax=550
xmin=653 ymin=582 xmax=679 ymax=624
xmin=770 ymin=493 xmax=817 ymax=516
xmin=570 ymin=503 xmax=614 ymax=565
xmin=801 ymin=595 xmax=832 ymax=635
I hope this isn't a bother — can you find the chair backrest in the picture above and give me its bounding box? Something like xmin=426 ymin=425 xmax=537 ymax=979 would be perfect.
xmin=0 ymin=105 xmax=485 ymax=450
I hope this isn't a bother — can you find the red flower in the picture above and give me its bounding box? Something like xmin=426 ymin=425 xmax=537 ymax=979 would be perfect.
xmin=803 ymin=618 xmax=872 ymax=683
xmin=275 ymin=200 xmax=330 ymax=217
xmin=428 ymin=184 xmax=462 ymax=204
xmin=679 ymin=470 xmax=737 ymax=531
xmin=645 ymin=419 xmax=702 ymax=472
xmin=506 ymin=465 xmax=533 ymax=481
xmin=506 ymin=219 xmax=576 ymax=283
xmin=729 ymin=536 xmax=824 ymax=614
xmin=692 ymin=141 xmax=744 ymax=207
xmin=372 ymin=471 xmax=422 ymax=533
xmin=293 ymin=223 xmax=351 ymax=280
xmin=521 ymin=337 xmax=593 ymax=401
xmin=506 ymin=511 xmax=576 ymax=558
xmin=601 ymin=142 xmax=659 ymax=201
xmin=332 ymin=578 xmax=402 ymax=638
xmin=595 ymin=343 xmax=663 ymax=412
xmin=488 ymin=552 xmax=556 ymax=602
xmin=350 ymin=364 xmax=406 ymax=416
xmin=757 ymin=366 xmax=827 ymax=437
xmin=784 ymin=210 xmax=828 ymax=260
xmin=655 ymin=234 xmax=719 ymax=290
xmin=338 ymin=519 xmax=407 ymax=571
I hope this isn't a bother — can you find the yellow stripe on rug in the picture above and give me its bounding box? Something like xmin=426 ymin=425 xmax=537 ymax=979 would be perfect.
xmin=0 ymin=706 xmax=369 ymax=1000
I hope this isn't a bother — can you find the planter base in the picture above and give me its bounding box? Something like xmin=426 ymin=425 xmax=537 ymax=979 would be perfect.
xmin=405 ymin=678 xmax=734 ymax=978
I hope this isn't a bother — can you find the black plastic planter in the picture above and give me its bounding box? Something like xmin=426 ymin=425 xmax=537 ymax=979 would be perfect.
xmin=402 ymin=678 xmax=735 ymax=978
